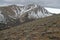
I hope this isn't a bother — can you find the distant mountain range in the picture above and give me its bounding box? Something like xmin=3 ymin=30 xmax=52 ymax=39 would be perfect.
xmin=0 ymin=4 xmax=53 ymax=24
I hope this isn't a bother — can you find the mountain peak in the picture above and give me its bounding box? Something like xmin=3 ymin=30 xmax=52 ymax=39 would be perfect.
xmin=0 ymin=4 xmax=53 ymax=24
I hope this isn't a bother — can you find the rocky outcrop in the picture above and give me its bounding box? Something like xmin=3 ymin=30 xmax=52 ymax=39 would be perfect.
xmin=19 ymin=4 xmax=53 ymax=22
xmin=0 ymin=4 xmax=53 ymax=25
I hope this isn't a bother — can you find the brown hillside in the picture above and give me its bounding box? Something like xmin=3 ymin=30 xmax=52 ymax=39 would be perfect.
xmin=0 ymin=14 xmax=60 ymax=40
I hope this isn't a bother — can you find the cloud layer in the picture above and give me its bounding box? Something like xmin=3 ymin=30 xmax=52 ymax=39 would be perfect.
xmin=0 ymin=0 xmax=60 ymax=8
xmin=4 ymin=0 xmax=16 ymax=2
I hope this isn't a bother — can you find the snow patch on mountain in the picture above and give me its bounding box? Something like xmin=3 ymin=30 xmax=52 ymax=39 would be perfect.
xmin=0 ymin=12 xmax=6 ymax=23
xmin=45 ymin=7 xmax=60 ymax=14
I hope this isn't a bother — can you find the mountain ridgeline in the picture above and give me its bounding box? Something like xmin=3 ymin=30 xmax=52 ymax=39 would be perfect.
xmin=0 ymin=4 xmax=53 ymax=26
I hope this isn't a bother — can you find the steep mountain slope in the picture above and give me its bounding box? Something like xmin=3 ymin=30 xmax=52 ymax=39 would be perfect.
xmin=0 ymin=4 xmax=53 ymax=24
xmin=0 ymin=5 xmax=24 ymax=24
xmin=0 ymin=14 xmax=60 ymax=40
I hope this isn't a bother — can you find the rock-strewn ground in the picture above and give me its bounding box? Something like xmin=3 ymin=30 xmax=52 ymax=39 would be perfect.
xmin=0 ymin=14 xmax=60 ymax=40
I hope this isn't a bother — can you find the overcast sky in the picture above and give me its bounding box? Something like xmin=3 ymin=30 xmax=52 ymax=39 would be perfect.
xmin=0 ymin=0 xmax=60 ymax=8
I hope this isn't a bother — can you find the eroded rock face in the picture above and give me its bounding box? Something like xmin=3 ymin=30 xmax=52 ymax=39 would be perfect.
xmin=0 ymin=5 xmax=24 ymax=24
xmin=0 ymin=4 xmax=53 ymax=24
xmin=19 ymin=4 xmax=53 ymax=23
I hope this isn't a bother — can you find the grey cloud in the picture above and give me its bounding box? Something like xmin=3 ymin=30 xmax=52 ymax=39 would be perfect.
xmin=0 ymin=0 xmax=60 ymax=8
